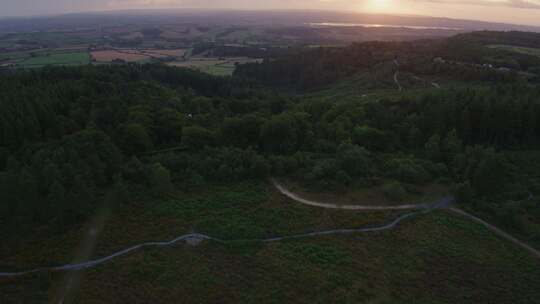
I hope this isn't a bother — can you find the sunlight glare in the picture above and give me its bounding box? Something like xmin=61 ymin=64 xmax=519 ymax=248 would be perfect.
xmin=364 ymin=0 xmax=395 ymax=13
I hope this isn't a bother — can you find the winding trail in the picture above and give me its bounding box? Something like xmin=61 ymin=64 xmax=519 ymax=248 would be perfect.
xmin=412 ymin=75 xmax=440 ymax=89
xmin=449 ymin=208 xmax=540 ymax=259
xmin=0 ymin=189 xmax=450 ymax=278
xmin=393 ymin=59 xmax=402 ymax=92
xmin=393 ymin=71 xmax=402 ymax=92
xmin=273 ymin=180 xmax=540 ymax=260
xmin=271 ymin=179 xmax=452 ymax=210
xmin=0 ymin=212 xmax=431 ymax=278
xmin=2 ymin=181 xmax=538 ymax=278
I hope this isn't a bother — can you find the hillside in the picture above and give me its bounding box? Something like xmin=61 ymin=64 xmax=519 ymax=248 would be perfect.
xmin=1 ymin=30 xmax=540 ymax=303
xmin=236 ymin=31 xmax=540 ymax=90
xmin=2 ymin=181 xmax=540 ymax=303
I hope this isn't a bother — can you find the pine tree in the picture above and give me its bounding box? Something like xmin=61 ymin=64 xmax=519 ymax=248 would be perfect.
xmin=48 ymin=180 xmax=66 ymax=214
xmin=425 ymin=133 xmax=442 ymax=161
xmin=149 ymin=163 xmax=173 ymax=196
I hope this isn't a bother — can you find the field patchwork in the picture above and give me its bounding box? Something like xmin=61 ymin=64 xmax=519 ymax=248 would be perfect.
xmin=488 ymin=44 xmax=540 ymax=57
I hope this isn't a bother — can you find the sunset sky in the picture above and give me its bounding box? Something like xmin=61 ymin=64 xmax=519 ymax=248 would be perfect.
xmin=2 ymin=0 xmax=540 ymax=26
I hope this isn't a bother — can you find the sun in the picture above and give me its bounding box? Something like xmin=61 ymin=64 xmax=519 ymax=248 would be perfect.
xmin=363 ymin=0 xmax=394 ymax=13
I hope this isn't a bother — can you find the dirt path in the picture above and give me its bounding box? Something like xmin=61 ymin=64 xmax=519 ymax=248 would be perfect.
xmin=273 ymin=179 xmax=539 ymax=259
xmin=271 ymin=179 xmax=452 ymax=210
xmin=2 ymin=182 xmax=537 ymax=278
xmin=412 ymin=75 xmax=440 ymax=89
xmin=1 ymin=181 xmax=452 ymax=278
xmin=449 ymin=208 xmax=540 ymax=259
xmin=393 ymin=71 xmax=402 ymax=92
xmin=0 ymin=210 xmax=432 ymax=278
xmin=393 ymin=59 xmax=402 ymax=92
xmin=53 ymin=204 xmax=112 ymax=304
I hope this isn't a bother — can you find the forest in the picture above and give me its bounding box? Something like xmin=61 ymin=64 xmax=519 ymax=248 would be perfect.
xmin=1 ymin=46 xmax=540 ymax=247
xmin=236 ymin=31 xmax=540 ymax=89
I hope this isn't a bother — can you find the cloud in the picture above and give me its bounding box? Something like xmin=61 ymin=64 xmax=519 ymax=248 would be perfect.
xmin=98 ymin=0 xmax=540 ymax=11
xmin=414 ymin=0 xmax=540 ymax=9
xmin=1 ymin=0 xmax=540 ymax=19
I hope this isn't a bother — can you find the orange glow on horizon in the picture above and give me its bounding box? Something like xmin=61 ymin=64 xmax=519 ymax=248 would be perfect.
xmin=360 ymin=0 xmax=408 ymax=14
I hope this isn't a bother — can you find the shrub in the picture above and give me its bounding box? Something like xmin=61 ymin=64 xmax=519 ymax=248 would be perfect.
xmin=385 ymin=157 xmax=431 ymax=184
xmin=454 ymin=181 xmax=474 ymax=204
xmin=382 ymin=182 xmax=407 ymax=201
xmin=336 ymin=170 xmax=352 ymax=186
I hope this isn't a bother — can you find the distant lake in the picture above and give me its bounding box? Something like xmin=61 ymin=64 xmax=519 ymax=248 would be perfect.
xmin=308 ymin=22 xmax=461 ymax=31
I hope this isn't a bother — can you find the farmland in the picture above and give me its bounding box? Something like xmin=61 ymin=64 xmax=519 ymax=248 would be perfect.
xmin=167 ymin=57 xmax=262 ymax=76
xmin=91 ymin=50 xmax=152 ymax=63
xmin=0 ymin=45 xmax=258 ymax=76
xmin=19 ymin=52 xmax=90 ymax=68
xmin=141 ymin=48 xmax=188 ymax=58
xmin=91 ymin=48 xmax=189 ymax=63
xmin=0 ymin=50 xmax=90 ymax=68
xmin=4 ymin=45 xmax=267 ymax=71
xmin=488 ymin=44 xmax=540 ymax=57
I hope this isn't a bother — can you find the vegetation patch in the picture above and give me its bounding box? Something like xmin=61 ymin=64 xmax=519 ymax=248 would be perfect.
xmin=17 ymin=51 xmax=90 ymax=68
xmin=488 ymin=44 xmax=540 ymax=57
xmin=91 ymin=50 xmax=151 ymax=62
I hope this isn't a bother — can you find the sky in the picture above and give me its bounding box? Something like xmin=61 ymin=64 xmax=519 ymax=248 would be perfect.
xmin=1 ymin=0 xmax=540 ymax=26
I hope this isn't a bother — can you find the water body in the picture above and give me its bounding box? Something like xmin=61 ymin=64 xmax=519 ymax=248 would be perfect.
xmin=308 ymin=22 xmax=461 ymax=31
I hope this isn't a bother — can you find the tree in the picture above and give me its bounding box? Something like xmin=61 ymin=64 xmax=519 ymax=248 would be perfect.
xmin=407 ymin=127 xmax=423 ymax=150
xmin=70 ymin=174 xmax=94 ymax=207
xmin=182 ymin=126 xmax=214 ymax=149
xmin=148 ymin=163 xmax=173 ymax=195
xmin=260 ymin=115 xmax=298 ymax=154
xmin=336 ymin=143 xmax=372 ymax=178
xmin=472 ymin=154 xmax=512 ymax=197
xmin=352 ymin=126 xmax=387 ymax=151
xmin=336 ymin=170 xmax=352 ymax=186
xmin=117 ymin=123 xmax=153 ymax=155
xmin=48 ymin=180 xmax=66 ymax=214
xmin=155 ymin=109 xmax=184 ymax=144
xmin=455 ymin=181 xmax=474 ymax=205
xmin=382 ymin=182 xmax=407 ymax=201
xmin=221 ymin=115 xmax=262 ymax=148
xmin=123 ymin=156 xmax=146 ymax=183
xmin=443 ymin=129 xmax=463 ymax=162
xmin=425 ymin=133 xmax=442 ymax=161
xmin=385 ymin=158 xmax=430 ymax=184
xmin=17 ymin=167 xmax=39 ymax=211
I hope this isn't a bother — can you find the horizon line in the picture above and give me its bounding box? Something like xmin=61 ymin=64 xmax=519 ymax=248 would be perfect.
xmin=0 ymin=7 xmax=539 ymax=30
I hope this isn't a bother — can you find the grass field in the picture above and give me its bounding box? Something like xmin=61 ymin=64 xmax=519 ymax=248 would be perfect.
xmin=17 ymin=52 xmax=91 ymax=68
xmin=0 ymin=51 xmax=32 ymax=61
xmin=488 ymin=44 xmax=540 ymax=58
xmin=141 ymin=49 xmax=187 ymax=58
xmin=168 ymin=57 xmax=261 ymax=76
xmin=1 ymin=181 xmax=539 ymax=303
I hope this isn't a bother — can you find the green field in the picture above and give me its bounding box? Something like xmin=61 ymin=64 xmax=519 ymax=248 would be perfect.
xmin=488 ymin=44 xmax=540 ymax=57
xmin=17 ymin=51 xmax=91 ymax=68
xmin=167 ymin=57 xmax=260 ymax=76
xmin=200 ymin=62 xmax=236 ymax=76
xmin=1 ymin=181 xmax=539 ymax=303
